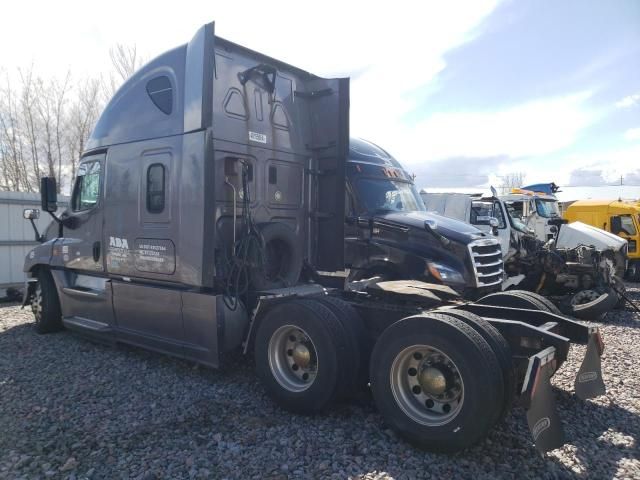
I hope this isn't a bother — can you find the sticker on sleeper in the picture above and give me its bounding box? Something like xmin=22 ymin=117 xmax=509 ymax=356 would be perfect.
xmin=249 ymin=131 xmax=267 ymax=143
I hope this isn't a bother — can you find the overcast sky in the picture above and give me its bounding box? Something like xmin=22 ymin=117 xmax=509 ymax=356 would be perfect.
xmin=2 ymin=0 xmax=638 ymax=190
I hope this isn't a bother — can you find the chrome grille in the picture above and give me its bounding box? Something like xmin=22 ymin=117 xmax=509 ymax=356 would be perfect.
xmin=468 ymin=239 xmax=504 ymax=287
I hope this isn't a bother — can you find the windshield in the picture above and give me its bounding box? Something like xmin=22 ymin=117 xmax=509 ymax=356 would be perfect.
xmin=354 ymin=178 xmax=425 ymax=214
xmin=535 ymin=199 xmax=560 ymax=218
xmin=505 ymin=204 xmax=530 ymax=232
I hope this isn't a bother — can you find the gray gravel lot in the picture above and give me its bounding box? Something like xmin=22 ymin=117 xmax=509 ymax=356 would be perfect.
xmin=1 ymin=286 xmax=639 ymax=480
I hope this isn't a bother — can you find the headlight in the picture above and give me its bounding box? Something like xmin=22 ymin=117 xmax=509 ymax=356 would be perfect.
xmin=426 ymin=262 xmax=465 ymax=285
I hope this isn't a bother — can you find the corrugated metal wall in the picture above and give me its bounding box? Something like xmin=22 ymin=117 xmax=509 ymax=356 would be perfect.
xmin=0 ymin=191 xmax=68 ymax=287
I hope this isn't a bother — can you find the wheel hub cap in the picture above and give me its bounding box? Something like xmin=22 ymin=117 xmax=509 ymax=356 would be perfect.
xmin=292 ymin=344 xmax=311 ymax=368
xmin=390 ymin=345 xmax=464 ymax=426
xmin=418 ymin=366 xmax=447 ymax=396
xmin=268 ymin=325 xmax=318 ymax=392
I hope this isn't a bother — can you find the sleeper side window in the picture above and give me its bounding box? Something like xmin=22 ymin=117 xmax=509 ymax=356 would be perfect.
xmin=71 ymin=161 xmax=101 ymax=212
xmin=147 ymin=163 xmax=166 ymax=214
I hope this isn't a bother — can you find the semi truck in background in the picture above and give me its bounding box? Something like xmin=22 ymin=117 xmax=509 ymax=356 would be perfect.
xmin=20 ymin=22 xmax=609 ymax=454
xmin=450 ymin=185 xmax=628 ymax=279
xmin=343 ymin=138 xmax=504 ymax=298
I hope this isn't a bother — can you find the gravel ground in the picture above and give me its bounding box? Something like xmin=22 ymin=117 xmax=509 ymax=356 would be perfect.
xmin=0 ymin=286 xmax=639 ymax=480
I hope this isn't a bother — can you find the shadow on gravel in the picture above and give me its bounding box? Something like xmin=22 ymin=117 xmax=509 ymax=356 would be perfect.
xmin=546 ymin=388 xmax=640 ymax=479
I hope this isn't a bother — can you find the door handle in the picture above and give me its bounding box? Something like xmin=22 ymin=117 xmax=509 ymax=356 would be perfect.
xmin=93 ymin=241 xmax=101 ymax=262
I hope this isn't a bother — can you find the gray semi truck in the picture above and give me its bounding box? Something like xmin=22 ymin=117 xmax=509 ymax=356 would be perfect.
xmin=21 ymin=22 xmax=608 ymax=454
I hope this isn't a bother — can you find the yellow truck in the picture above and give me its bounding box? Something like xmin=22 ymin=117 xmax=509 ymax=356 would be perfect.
xmin=564 ymin=200 xmax=640 ymax=280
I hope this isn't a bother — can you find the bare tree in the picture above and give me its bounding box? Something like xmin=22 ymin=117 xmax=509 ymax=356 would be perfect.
xmin=102 ymin=44 xmax=144 ymax=101
xmin=1 ymin=43 xmax=142 ymax=193
xmin=110 ymin=44 xmax=141 ymax=82
xmin=66 ymin=77 xmax=101 ymax=180
xmin=0 ymin=70 xmax=31 ymax=190
xmin=53 ymin=72 xmax=71 ymax=191
xmin=19 ymin=66 xmax=41 ymax=190
xmin=499 ymin=172 xmax=526 ymax=194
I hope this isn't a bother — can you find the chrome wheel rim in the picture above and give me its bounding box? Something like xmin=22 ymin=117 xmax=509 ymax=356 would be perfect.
xmin=268 ymin=325 xmax=318 ymax=392
xmin=571 ymin=289 xmax=601 ymax=306
xmin=390 ymin=345 xmax=464 ymax=426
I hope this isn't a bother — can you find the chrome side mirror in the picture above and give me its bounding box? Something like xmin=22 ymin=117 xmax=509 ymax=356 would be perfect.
xmin=23 ymin=208 xmax=40 ymax=220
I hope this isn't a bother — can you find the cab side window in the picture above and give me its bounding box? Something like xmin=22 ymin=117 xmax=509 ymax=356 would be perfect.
xmin=71 ymin=161 xmax=101 ymax=211
xmin=611 ymin=215 xmax=636 ymax=236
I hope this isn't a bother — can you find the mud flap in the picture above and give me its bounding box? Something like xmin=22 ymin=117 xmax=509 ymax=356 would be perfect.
xmin=522 ymin=347 xmax=565 ymax=453
xmin=574 ymin=330 xmax=606 ymax=400
xmin=21 ymin=280 xmax=37 ymax=309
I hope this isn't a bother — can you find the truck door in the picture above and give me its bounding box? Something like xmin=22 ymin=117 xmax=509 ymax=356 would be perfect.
xmin=611 ymin=214 xmax=638 ymax=255
xmin=53 ymin=154 xmax=115 ymax=328
xmin=103 ymin=143 xmax=184 ymax=356
xmin=494 ymin=201 xmax=512 ymax=259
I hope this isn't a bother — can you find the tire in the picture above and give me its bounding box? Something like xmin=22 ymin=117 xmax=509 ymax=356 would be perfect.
xmin=313 ymin=296 xmax=367 ymax=396
xmin=251 ymin=222 xmax=303 ymax=290
xmin=32 ymin=270 xmax=63 ymax=334
xmin=570 ymin=289 xmax=618 ymax=321
xmin=512 ymin=290 xmax=563 ymax=316
xmin=476 ymin=290 xmax=549 ymax=312
xmin=369 ymin=313 xmax=504 ymax=452
xmin=611 ymin=276 xmax=626 ymax=310
xmin=626 ymin=261 xmax=640 ymax=282
xmin=254 ymin=298 xmax=349 ymax=413
xmin=438 ymin=309 xmax=515 ymax=422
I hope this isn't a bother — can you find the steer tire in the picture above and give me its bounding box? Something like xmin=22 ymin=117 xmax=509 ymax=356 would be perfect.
xmin=251 ymin=222 xmax=303 ymax=290
xmin=571 ymin=289 xmax=618 ymax=321
xmin=33 ymin=271 xmax=63 ymax=334
xmin=369 ymin=313 xmax=503 ymax=452
xmin=626 ymin=261 xmax=640 ymax=282
xmin=313 ymin=296 xmax=367 ymax=397
xmin=477 ymin=290 xmax=549 ymax=311
xmin=438 ymin=309 xmax=515 ymax=423
xmin=254 ymin=299 xmax=349 ymax=413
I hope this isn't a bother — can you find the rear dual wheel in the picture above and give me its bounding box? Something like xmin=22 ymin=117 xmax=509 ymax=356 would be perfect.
xmin=369 ymin=313 xmax=505 ymax=452
xmin=254 ymin=297 xmax=363 ymax=413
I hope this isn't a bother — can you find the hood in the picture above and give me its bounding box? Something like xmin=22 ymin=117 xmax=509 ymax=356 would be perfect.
xmin=556 ymin=221 xmax=627 ymax=251
xmin=374 ymin=210 xmax=490 ymax=244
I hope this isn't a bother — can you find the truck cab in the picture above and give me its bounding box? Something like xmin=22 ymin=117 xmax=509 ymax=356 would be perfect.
xmin=500 ymin=188 xmax=561 ymax=241
xmin=22 ymin=22 xmax=349 ymax=365
xmin=344 ymin=138 xmax=503 ymax=297
xmin=564 ymin=200 xmax=640 ymax=280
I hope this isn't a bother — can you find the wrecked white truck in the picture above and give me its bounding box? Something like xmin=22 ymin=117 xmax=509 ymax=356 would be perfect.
xmin=21 ymin=23 xmax=607 ymax=453
xmin=422 ymin=191 xmax=624 ymax=320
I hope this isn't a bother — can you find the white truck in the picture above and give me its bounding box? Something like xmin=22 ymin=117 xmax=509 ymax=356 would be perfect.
xmin=422 ymin=190 xmax=624 ymax=319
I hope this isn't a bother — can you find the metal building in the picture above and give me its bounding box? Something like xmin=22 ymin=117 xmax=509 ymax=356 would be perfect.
xmin=0 ymin=191 xmax=68 ymax=298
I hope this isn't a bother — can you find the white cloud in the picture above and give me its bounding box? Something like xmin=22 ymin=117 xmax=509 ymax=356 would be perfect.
xmin=546 ymin=144 xmax=640 ymax=185
xmin=381 ymin=91 xmax=597 ymax=166
xmin=624 ymin=127 xmax=640 ymax=141
xmin=615 ymin=93 xmax=640 ymax=108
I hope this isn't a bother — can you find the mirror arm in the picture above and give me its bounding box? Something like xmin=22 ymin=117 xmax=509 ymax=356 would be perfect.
xmin=46 ymin=210 xmax=63 ymax=225
xmin=28 ymin=218 xmax=44 ymax=243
